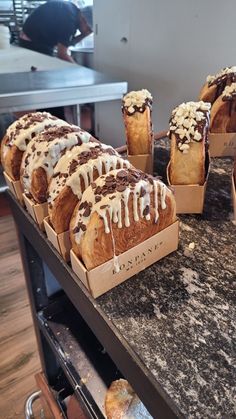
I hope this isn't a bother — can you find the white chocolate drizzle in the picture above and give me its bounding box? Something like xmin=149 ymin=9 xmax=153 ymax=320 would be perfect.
xmin=3 ymin=112 xmax=69 ymax=160
xmin=48 ymin=142 xmax=130 ymax=203
xmin=21 ymin=126 xmax=92 ymax=194
xmin=72 ymin=169 xmax=168 ymax=247
xmin=169 ymin=101 xmax=211 ymax=153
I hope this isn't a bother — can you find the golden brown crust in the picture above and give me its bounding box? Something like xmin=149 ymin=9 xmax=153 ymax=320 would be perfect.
xmin=70 ymin=189 xmax=176 ymax=270
xmin=105 ymin=379 xmax=134 ymax=419
xmin=210 ymin=96 xmax=236 ymax=133
xmin=199 ymin=82 xmax=219 ymax=104
xmin=30 ymin=167 xmax=48 ymax=203
xmin=124 ymin=108 xmax=153 ymax=155
xmin=49 ymin=186 xmax=79 ymax=234
xmin=169 ymin=132 xmax=205 ymax=185
xmin=1 ymin=137 xmax=23 ymax=180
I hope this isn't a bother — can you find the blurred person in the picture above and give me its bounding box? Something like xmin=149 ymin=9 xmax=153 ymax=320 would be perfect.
xmin=19 ymin=0 xmax=92 ymax=62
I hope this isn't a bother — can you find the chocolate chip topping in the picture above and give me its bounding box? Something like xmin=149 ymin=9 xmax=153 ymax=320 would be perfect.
xmin=143 ymin=205 xmax=150 ymax=216
xmin=73 ymin=222 xmax=86 ymax=234
xmin=93 ymin=168 xmax=149 ymax=199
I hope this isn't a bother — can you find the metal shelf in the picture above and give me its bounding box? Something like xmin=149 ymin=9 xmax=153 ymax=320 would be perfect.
xmin=37 ymin=294 xmax=121 ymax=419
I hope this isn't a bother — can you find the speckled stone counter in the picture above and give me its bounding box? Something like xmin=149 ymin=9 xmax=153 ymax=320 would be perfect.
xmin=98 ymin=141 xmax=236 ymax=419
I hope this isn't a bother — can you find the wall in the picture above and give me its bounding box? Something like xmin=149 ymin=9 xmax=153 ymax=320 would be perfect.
xmin=94 ymin=0 xmax=236 ymax=147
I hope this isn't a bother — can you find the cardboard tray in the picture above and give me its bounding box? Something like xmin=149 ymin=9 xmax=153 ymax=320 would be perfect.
xmin=128 ymin=153 xmax=153 ymax=174
xmin=166 ymin=155 xmax=210 ymax=214
xmin=44 ymin=216 xmax=71 ymax=262
xmin=209 ymin=133 xmax=236 ymax=157
xmin=70 ymin=220 xmax=179 ymax=299
xmin=232 ymin=171 xmax=236 ymax=221
xmin=23 ymin=193 xmax=48 ymax=230
xmin=3 ymin=171 xmax=24 ymax=205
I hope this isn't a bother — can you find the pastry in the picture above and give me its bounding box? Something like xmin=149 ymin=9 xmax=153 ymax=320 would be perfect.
xmin=20 ymin=125 xmax=94 ymax=203
xmin=48 ymin=142 xmax=130 ymax=234
xmin=1 ymin=112 xmax=68 ymax=180
xmin=199 ymin=66 xmax=236 ymax=104
xmin=70 ymin=167 xmax=176 ymax=270
xmin=169 ymin=101 xmax=211 ymax=185
xmin=105 ymin=379 xmax=152 ymax=419
xmin=210 ymin=83 xmax=236 ymax=133
xmin=122 ymin=89 xmax=153 ymax=155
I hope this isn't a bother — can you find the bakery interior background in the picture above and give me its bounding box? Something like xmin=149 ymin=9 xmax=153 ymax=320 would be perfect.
xmin=0 ymin=0 xmax=235 ymax=146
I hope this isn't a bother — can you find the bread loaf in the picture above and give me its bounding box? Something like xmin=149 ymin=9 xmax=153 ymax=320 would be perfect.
xmin=20 ymin=125 xmax=94 ymax=203
xmin=1 ymin=112 xmax=68 ymax=180
xmin=70 ymin=168 xmax=176 ymax=270
xmin=169 ymin=101 xmax=211 ymax=185
xmin=105 ymin=379 xmax=152 ymax=419
xmin=122 ymin=89 xmax=153 ymax=155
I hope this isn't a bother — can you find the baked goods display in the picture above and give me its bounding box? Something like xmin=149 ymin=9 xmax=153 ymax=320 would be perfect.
xmin=122 ymin=89 xmax=153 ymax=155
xmin=1 ymin=111 xmax=68 ymax=180
xmin=168 ymin=101 xmax=211 ymax=185
xmin=210 ymin=83 xmax=236 ymax=133
xmin=199 ymin=66 xmax=236 ymax=104
xmin=48 ymin=142 xmax=130 ymax=234
xmin=105 ymin=379 xmax=152 ymax=419
xmin=20 ymin=125 xmax=93 ymax=203
xmin=70 ymin=167 xmax=176 ymax=270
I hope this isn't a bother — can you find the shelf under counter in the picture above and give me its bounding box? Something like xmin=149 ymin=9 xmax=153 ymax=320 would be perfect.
xmin=37 ymin=294 xmax=121 ymax=419
xmin=8 ymin=153 xmax=236 ymax=419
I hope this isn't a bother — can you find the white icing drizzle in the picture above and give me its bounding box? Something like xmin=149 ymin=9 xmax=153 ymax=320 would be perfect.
xmin=123 ymin=89 xmax=152 ymax=114
xmin=222 ymin=82 xmax=236 ymax=99
xmin=153 ymin=180 xmax=159 ymax=223
xmin=21 ymin=126 xmax=92 ymax=194
xmin=72 ymin=169 xmax=168 ymax=246
xmin=3 ymin=112 xmax=69 ymax=159
xmin=206 ymin=66 xmax=236 ymax=85
xmin=48 ymin=142 xmax=130 ymax=203
xmin=109 ymin=214 xmax=120 ymax=273
xmin=169 ymin=101 xmax=211 ymax=153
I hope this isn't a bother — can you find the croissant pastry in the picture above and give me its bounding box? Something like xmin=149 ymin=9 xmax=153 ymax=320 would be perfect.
xmin=70 ymin=168 xmax=176 ymax=270
xmin=105 ymin=379 xmax=152 ymax=419
xmin=48 ymin=142 xmax=130 ymax=234
xmin=169 ymin=101 xmax=211 ymax=185
xmin=1 ymin=112 xmax=68 ymax=180
xmin=20 ymin=125 xmax=94 ymax=203
xmin=122 ymin=89 xmax=153 ymax=155
xmin=210 ymin=83 xmax=236 ymax=133
xmin=199 ymin=66 xmax=236 ymax=104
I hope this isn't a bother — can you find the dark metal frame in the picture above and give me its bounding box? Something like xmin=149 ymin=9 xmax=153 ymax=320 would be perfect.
xmin=8 ymin=191 xmax=179 ymax=419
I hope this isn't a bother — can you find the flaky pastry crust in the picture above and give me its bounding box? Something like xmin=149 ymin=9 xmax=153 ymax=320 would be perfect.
xmin=169 ymin=132 xmax=205 ymax=185
xmin=124 ymin=107 xmax=153 ymax=155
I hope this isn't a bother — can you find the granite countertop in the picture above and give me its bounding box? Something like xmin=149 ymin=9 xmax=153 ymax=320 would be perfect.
xmin=98 ymin=140 xmax=236 ymax=419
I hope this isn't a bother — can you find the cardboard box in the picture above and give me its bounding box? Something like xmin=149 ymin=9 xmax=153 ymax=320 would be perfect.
xmin=166 ymin=155 xmax=210 ymax=214
xmin=23 ymin=193 xmax=48 ymax=230
xmin=3 ymin=171 xmax=24 ymax=205
xmin=44 ymin=216 xmax=71 ymax=261
xmin=232 ymin=171 xmax=236 ymax=221
xmin=70 ymin=220 xmax=179 ymax=298
xmin=209 ymin=133 xmax=236 ymax=157
xmin=128 ymin=153 xmax=153 ymax=174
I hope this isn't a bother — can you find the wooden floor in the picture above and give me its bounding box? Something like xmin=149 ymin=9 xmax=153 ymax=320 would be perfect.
xmin=0 ymin=214 xmax=41 ymax=418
